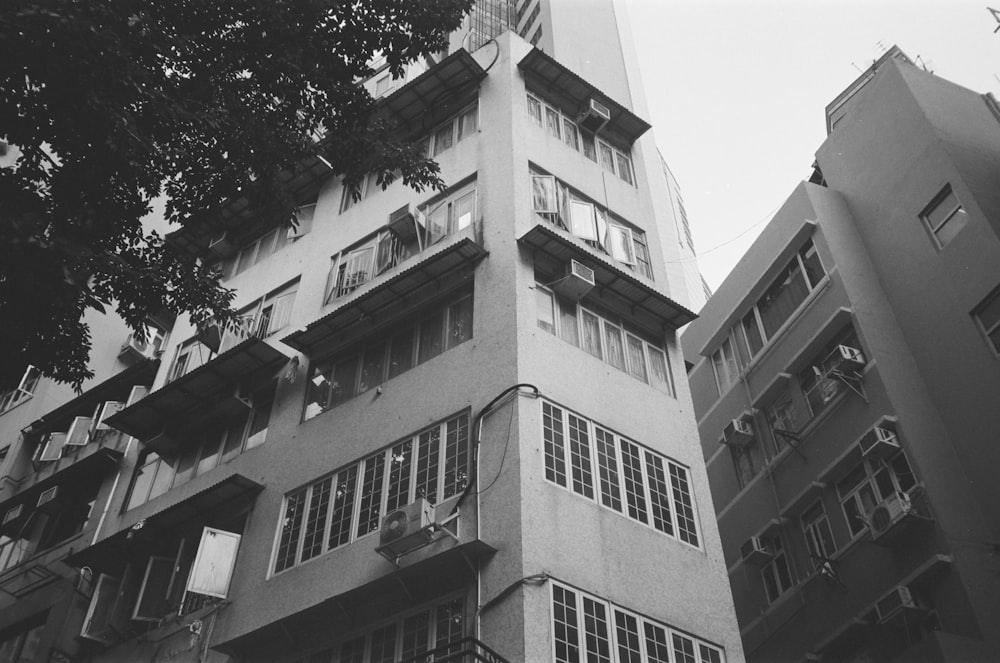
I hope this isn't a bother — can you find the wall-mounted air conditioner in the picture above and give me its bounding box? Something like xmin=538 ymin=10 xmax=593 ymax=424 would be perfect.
xmin=376 ymin=498 xmax=435 ymax=558
xmin=859 ymin=425 xmax=899 ymax=459
xmin=867 ymin=492 xmax=918 ymax=541
xmin=826 ymin=345 xmax=865 ymax=374
xmin=65 ymin=417 xmax=94 ymax=447
xmin=875 ymin=586 xmax=925 ymax=623
xmin=387 ymin=204 xmax=421 ymax=244
xmin=118 ymin=333 xmax=151 ymax=364
xmin=578 ymin=98 xmax=611 ymax=133
xmin=551 ymin=260 xmax=595 ymax=302
xmin=740 ymin=536 xmax=773 ymax=565
xmin=722 ymin=418 xmax=754 ymax=447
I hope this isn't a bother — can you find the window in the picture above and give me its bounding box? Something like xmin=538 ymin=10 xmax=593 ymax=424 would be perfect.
xmin=273 ymin=413 xmax=469 ymax=573
xmin=837 ymin=451 xmax=916 ymax=538
xmin=761 ymin=536 xmax=793 ymax=604
xmin=530 ymin=171 xmax=652 ymax=278
xmin=374 ymin=72 xmax=394 ymax=98
xmin=125 ymin=384 xmax=274 ymax=510
xmin=973 ymin=286 xmax=1000 ymax=356
xmin=220 ymin=281 xmax=299 ymax=353
xmin=340 ymin=171 xmax=382 ymax=213
xmin=421 ymin=103 xmax=478 ymax=159
xmin=550 ymin=583 xmax=724 ymax=663
xmin=167 ymin=338 xmax=211 ymax=383
xmin=0 ymin=620 xmax=44 ymax=663
xmin=542 ymin=402 xmax=699 ymax=547
xmin=710 ymin=336 xmax=739 ymax=396
xmin=731 ymin=437 xmax=765 ymax=489
xmin=529 ymin=24 xmax=543 ymax=45
xmin=801 ymin=500 xmax=836 ymax=568
xmin=535 ymin=285 xmax=675 ymax=395
xmin=920 ymin=184 xmax=969 ymax=248
xmin=226 ymin=220 xmax=303 ymax=278
xmin=305 ymin=291 xmax=473 ymax=420
xmin=740 ymin=240 xmax=825 ymax=358
xmin=526 ymin=95 xmax=636 ymax=186
xmin=0 ymin=365 xmax=40 ymax=414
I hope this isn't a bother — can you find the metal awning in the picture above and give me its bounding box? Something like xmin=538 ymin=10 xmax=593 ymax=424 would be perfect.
xmin=283 ymin=236 xmax=487 ymax=357
xmin=518 ymin=48 xmax=651 ymax=145
xmin=167 ymin=50 xmax=485 ymax=260
xmin=518 ymin=223 xmax=697 ymax=332
xmin=107 ymin=338 xmax=289 ymax=441
xmin=65 ymin=473 xmax=263 ymax=571
xmin=378 ymin=49 xmax=486 ymax=134
xmin=0 ymin=447 xmax=123 ymax=536
xmin=29 ymin=358 xmax=159 ymax=436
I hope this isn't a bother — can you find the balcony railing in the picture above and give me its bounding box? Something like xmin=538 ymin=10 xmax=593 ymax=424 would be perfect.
xmin=396 ymin=638 xmax=509 ymax=663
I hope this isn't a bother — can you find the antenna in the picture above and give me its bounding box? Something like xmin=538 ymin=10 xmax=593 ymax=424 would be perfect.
xmin=989 ymin=6 xmax=1000 ymax=32
xmin=915 ymin=55 xmax=933 ymax=73
xmin=876 ymin=40 xmax=888 ymax=52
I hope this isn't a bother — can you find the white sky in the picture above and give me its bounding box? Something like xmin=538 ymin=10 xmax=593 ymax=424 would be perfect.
xmin=625 ymin=0 xmax=1000 ymax=292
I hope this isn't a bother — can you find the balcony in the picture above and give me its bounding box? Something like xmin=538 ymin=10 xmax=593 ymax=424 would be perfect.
xmin=284 ymin=227 xmax=487 ymax=358
xmin=398 ymin=638 xmax=510 ymax=663
xmin=518 ymin=222 xmax=696 ymax=335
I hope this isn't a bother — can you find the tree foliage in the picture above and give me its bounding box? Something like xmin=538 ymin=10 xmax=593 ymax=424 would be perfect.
xmin=0 ymin=0 xmax=473 ymax=389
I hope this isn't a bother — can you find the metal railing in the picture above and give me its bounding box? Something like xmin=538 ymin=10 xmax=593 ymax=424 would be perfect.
xmin=396 ymin=637 xmax=509 ymax=663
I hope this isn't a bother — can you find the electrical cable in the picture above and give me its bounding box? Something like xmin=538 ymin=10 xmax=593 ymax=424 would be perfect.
xmin=663 ymin=203 xmax=781 ymax=265
xmin=471 ymin=397 xmax=515 ymax=497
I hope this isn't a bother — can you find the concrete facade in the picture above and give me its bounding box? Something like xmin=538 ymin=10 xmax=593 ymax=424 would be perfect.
xmin=682 ymin=55 xmax=1000 ymax=663
xmin=0 ymin=5 xmax=737 ymax=663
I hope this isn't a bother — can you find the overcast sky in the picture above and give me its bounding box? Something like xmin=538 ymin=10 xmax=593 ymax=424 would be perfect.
xmin=625 ymin=0 xmax=1000 ymax=292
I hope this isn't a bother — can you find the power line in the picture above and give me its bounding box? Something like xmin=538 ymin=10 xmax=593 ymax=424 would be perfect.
xmin=665 ymin=203 xmax=780 ymax=264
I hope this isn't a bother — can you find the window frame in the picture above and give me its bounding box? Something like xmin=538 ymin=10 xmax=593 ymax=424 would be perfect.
xmin=760 ymin=536 xmax=794 ymax=604
xmin=920 ymin=184 xmax=969 ymax=248
xmin=540 ymin=401 xmax=700 ymax=548
xmin=973 ymin=285 xmax=1000 ymax=357
xmin=0 ymin=365 xmax=41 ymax=414
xmin=836 ymin=452 xmax=916 ymax=540
xmin=800 ymin=500 xmax=836 ymax=568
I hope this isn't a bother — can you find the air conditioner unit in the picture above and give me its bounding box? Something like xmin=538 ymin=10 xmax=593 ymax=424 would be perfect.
xmin=740 ymin=536 xmax=773 ymax=565
xmin=722 ymin=418 xmax=754 ymax=447
xmin=867 ymin=492 xmax=917 ymax=541
xmin=65 ymin=417 xmax=94 ymax=447
xmin=118 ymin=333 xmax=151 ymax=363
xmin=376 ymin=498 xmax=435 ymax=558
xmin=826 ymin=345 xmax=865 ymax=374
xmin=578 ymin=98 xmax=611 ymax=133
xmin=207 ymin=231 xmax=237 ymax=258
xmin=551 ymin=260 xmax=595 ymax=302
xmin=36 ymin=486 xmax=61 ymax=513
xmin=387 ymin=204 xmax=420 ymax=243
xmin=876 ymin=586 xmax=925 ymax=623
xmin=859 ymin=426 xmax=899 ymax=459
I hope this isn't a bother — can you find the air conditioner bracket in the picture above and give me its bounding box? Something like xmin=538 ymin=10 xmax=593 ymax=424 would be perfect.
xmin=376 ymin=510 xmax=460 ymax=567
xmin=830 ymin=370 xmax=868 ymax=403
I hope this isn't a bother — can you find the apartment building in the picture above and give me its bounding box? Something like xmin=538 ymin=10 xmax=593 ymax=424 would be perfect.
xmin=681 ymin=49 xmax=1000 ymax=662
xmin=0 ymin=2 xmax=738 ymax=662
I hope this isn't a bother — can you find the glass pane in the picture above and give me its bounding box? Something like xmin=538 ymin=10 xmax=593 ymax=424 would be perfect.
xmin=452 ymin=191 xmax=475 ymax=231
xmin=758 ymin=260 xmax=809 ymax=338
xmin=330 ymin=355 xmax=360 ymax=406
xmin=924 ymin=189 xmax=958 ymax=229
xmin=149 ymin=456 xmax=175 ymax=500
xmin=418 ymin=310 xmax=444 ymax=363
xmin=626 ymin=335 xmax=647 ymax=382
xmin=604 ymin=323 xmax=626 ymax=371
xmin=301 ymin=479 xmax=331 ymax=561
xmin=388 ymin=327 xmax=416 ymax=379
xmin=567 ymin=414 xmax=594 ymax=498
xmin=254 ymin=230 xmax=277 ymax=265
xmin=433 ymin=122 xmax=454 ymax=155
xmin=356 ymin=452 xmax=386 ymax=537
xmin=562 ymin=118 xmax=579 ymax=150
xmin=935 ymin=207 xmax=969 ymax=246
xmin=559 ymin=298 xmax=578 ymax=346
xmin=457 ymin=106 xmax=478 ymax=141
xmin=416 ymin=428 xmax=441 ymax=504
xmin=800 ymin=241 xmax=824 ymax=288
xmin=536 ymin=289 xmax=556 ymax=334
xmin=444 ymin=414 xmax=469 ymax=497
xmin=582 ymin=132 xmax=597 ymax=161
xmin=546 ymin=107 xmax=561 ymax=139
xmin=328 ymin=466 xmax=357 ymax=549
xmin=305 ymin=361 xmax=333 ymax=420
xmin=742 ymin=311 xmax=764 ymax=356
xmin=570 ymin=200 xmax=597 ymax=240
xmin=581 ymin=310 xmax=603 ymax=359
xmin=616 ymin=152 xmax=634 ymax=185
xmin=126 ymin=456 xmax=157 ymax=510
xmin=647 ymin=346 xmax=672 ymax=394
xmin=527 ymin=95 xmax=542 ymax=124
xmin=532 ymin=176 xmax=557 ymax=213
xmin=173 ymin=445 xmax=198 ymax=487
xmin=608 ymin=226 xmax=635 ymax=264
xmin=196 ymin=430 xmax=224 ymax=476
xmin=358 ymin=342 xmax=386 ymax=393
xmin=598 ymin=142 xmax=616 ymax=172
xmin=386 ymin=441 xmax=413 ymax=512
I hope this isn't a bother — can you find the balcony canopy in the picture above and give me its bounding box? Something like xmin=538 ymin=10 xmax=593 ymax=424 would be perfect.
xmin=283 ymin=235 xmax=487 ymax=357
xmin=518 ymin=48 xmax=651 ymax=146
xmin=519 ymin=223 xmax=697 ymax=333
xmin=167 ymin=50 xmax=486 ymax=261
xmin=66 ymin=472 xmax=263 ymax=573
xmin=0 ymin=446 xmax=122 ymax=537
xmin=107 ymin=338 xmax=289 ymax=441
xmin=29 ymin=358 xmax=159 ymax=436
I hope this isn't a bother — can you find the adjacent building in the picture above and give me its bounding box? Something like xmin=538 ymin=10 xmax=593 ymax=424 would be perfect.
xmin=682 ymin=49 xmax=1000 ymax=662
xmin=0 ymin=2 xmax=737 ymax=662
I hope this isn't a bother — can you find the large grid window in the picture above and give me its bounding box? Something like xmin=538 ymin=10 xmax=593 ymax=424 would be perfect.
xmin=973 ymin=285 xmax=1000 ymax=356
xmin=920 ymin=184 xmax=969 ymax=248
xmin=740 ymin=240 xmax=825 ymax=358
xmin=273 ymin=413 xmax=469 ymax=573
xmin=527 ymin=93 xmax=635 ymax=187
xmin=551 ymin=582 xmax=725 ymax=663
xmin=535 ymin=285 xmax=674 ymax=396
xmin=305 ymin=291 xmax=473 ymax=420
xmin=541 ymin=402 xmax=700 ymax=547
xmin=761 ymin=536 xmax=794 ymax=604
xmin=290 ymin=597 xmax=465 ymax=663
xmin=531 ymin=171 xmax=650 ymax=278
xmin=218 ymin=280 xmax=299 ymax=353
xmin=801 ymin=500 xmax=836 ymax=568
